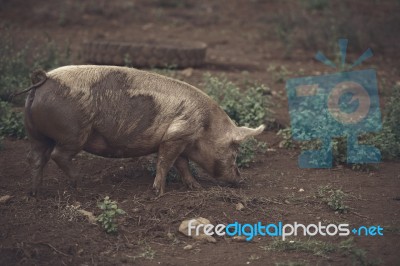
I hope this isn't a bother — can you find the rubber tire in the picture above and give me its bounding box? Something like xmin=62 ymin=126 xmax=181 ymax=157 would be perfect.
xmin=82 ymin=40 xmax=207 ymax=68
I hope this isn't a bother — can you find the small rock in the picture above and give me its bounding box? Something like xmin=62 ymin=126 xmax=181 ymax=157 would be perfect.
xmin=181 ymin=68 xmax=193 ymax=77
xmin=298 ymin=188 xmax=304 ymax=192
xmin=167 ymin=232 xmax=174 ymax=239
xmin=235 ymin=202 xmax=245 ymax=211
xmin=284 ymin=199 xmax=290 ymax=204
xmin=183 ymin=244 xmax=193 ymax=250
xmin=0 ymin=195 xmax=12 ymax=204
xmin=232 ymin=236 xmax=247 ymax=242
xmin=179 ymin=217 xmax=216 ymax=243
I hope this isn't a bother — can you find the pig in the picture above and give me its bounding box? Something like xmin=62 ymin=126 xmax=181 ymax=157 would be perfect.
xmin=24 ymin=65 xmax=265 ymax=196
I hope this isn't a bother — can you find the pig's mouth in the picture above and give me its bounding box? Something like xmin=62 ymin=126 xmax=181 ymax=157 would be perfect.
xmin=221 ymin=165 xmax=243 ymax=187
xmin=225 ymin=179 xmax=244 ymax=188
xmin=210 ymin=176 xmax=244 ymax=188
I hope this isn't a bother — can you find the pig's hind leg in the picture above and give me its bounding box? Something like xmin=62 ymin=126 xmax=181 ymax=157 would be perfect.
xmin=174 ymin=157 xmax=202 ymax=190
xmin=28 ymin=139 xmax=54 ymax=196
xmin=51 ymin=144 xmax=83 ymax=190
xmin=51 ymin=146 xmax=80 ymax=188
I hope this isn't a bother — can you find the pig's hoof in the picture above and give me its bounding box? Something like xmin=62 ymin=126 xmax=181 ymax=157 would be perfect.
xmin=68 ymin=180 xmax=78 ymax=189
xmin=29 ymin=190 xmax=37 ymax=197
xmin=152 ymin=182 xmax=165 ymax=196
xmin=185 ymin=180 xmax=202 ymax=190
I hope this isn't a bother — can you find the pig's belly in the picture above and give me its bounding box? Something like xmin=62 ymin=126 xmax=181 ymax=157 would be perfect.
xmin=82 ymin=131 xmax=158 ymax=158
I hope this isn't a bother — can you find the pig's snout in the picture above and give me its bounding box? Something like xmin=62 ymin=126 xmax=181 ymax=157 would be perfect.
xmin=226 ymin=166 xmax=243 ymax=187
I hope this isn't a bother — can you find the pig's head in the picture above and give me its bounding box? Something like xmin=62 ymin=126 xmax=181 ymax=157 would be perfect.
xmin=187 ymin=121 xmax=265 ymax=186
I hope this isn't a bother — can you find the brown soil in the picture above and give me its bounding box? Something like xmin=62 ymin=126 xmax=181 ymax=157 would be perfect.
xmin=1 ymin=1 xmax=399 ymax=265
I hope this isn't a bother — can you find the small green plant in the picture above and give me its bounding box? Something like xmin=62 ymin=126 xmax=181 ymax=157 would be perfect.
xmin=267 ymin=65 xmax=293 ymax=84
xmin=316 ymin=185 xmax=348 ymax=213
xmin=237 ymin=137 xmax=267 ymax=168
xmin=123 ymin=53 xmax=133 ymax=67
xmin=0 ymin=101 xmax=25 ymax=139
xmin=367 ymin=85 xmax=400 ymax=160
xmin=97 ymin=196 xmax=125 ymax=233
xmin=277 ymin=128 xmax=296 ymax=149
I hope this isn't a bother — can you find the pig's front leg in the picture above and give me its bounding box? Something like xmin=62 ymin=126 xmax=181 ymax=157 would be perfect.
xmin=153 ymin=140 xmax=187 ymax=195
xmin=174 ymin=156 xmax=202 ymax=190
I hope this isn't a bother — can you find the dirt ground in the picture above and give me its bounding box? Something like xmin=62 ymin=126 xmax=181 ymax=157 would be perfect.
xmin=1 ymin=1 xmax=399 ymax=265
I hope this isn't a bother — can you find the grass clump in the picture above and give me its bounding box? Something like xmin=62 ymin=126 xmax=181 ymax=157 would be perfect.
xmin=237 ymin=137 xmax=267 ymax=168
xmin=97 ymin=196 xmax=125 ymax=234
xmin=0 ymin=101 xmax=25 ymax=139
xmin=368 ymin=85 xmax=400 ymax=160
xmin=316 ymin=185 xmax=348 ymax=213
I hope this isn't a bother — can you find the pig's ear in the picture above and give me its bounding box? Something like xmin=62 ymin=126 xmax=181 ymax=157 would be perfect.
xmin=232 ymin=125 xmax=265 ymax=143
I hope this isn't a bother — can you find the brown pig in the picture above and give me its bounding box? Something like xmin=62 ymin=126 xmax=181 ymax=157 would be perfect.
xmin=24 ymin=65 xmax=265 ymax=196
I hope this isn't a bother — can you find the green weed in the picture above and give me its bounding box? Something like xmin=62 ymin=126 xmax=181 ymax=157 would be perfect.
xmin=237 ymin=137 xmax=267 ymax=168
xmin=316 ymin=185 xmax=348 ymax=213
xmin=0 ymin=101 xmax=25 ymax=139
xmin=368 ymin=85 xmax=400 ymax=159
xmin=97 ymin=196 xmax=125 ymax=234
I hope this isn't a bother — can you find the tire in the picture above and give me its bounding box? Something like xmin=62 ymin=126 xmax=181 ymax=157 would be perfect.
xmin=82 ymin=40 xmax=207 ymax=68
